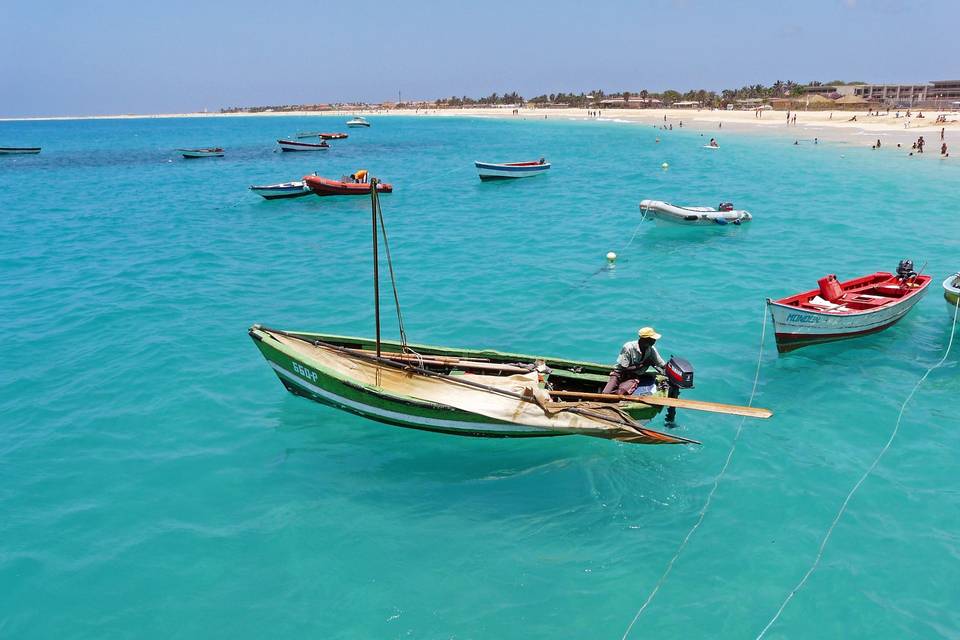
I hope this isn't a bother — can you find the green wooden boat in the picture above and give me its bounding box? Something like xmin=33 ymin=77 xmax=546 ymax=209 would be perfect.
xmin=249 ymin=326 xmax=692 ymax=444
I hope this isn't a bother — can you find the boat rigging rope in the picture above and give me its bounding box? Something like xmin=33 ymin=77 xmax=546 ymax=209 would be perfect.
xmin=373 ymin=186 xmax=409 ymax=350
xmin=621 ymin=301 xmax=768 ymax=640
xmin=754 ymin=299 xmax=960 ymax=639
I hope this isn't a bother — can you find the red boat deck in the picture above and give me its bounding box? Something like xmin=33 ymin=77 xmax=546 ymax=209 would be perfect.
xmin=774 ymin=272 xmax=931 ymax=314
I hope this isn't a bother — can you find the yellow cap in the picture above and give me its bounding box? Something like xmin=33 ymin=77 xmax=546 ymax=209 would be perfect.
xmin=638 ymin=327 xmax=661 ymax=340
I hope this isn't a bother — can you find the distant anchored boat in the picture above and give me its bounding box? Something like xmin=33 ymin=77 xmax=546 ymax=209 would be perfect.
xmin=475 ymin=158 xmax=550 ymax=181
xmin=0 ymin=146 xmax=41 ymax=155
xmin=297 ymin=132 xmax=349 ymax=140
xmin=277 ymin=139 xmax=330 ymax=152
xmin=304 ymin=171 xmax=392 ymax=196
xmin=767 ymin=260 xmax=931 ymax=353
xmin=346 ymin=117 xmax=370 ymax=128
xmin=250 ymin=180 xmax=311 ymax=200
xmin=179 ymin=147 xmax=223 ymax=158
xmin=639 ymin=199 xmax=752 ymax=225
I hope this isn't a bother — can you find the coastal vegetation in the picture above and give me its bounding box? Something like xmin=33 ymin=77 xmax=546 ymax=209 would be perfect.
xmin=220 ymin=80 xmax=869 ymax=113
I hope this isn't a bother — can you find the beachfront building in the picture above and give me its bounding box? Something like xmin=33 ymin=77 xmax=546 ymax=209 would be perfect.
xmin=929 ymin=80 xmax=960 ymax=107
xmin=597 ymin=96 xmax=662 ymax=109
xmin=853 ymin=83 xmax=928 ymax=107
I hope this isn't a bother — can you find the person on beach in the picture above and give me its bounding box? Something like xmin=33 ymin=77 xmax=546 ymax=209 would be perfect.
xmin=918 ymin=136 xmax=925 ymax=153
xmin=942 ymin=127 xmax=946 ymax=141
xmin=942 ymin=142 xmax=949 ymax=157
xmin=876 ymin=139 xmax=881 ymax=148
xmin=792 ymin=114 xmax=797 ymax=124
xmin=815 ymin=138 xmax=818 ymax=144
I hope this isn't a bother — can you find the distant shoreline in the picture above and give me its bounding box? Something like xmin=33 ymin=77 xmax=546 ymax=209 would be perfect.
xmin=2 ymin=106 xmax=955 ymax=157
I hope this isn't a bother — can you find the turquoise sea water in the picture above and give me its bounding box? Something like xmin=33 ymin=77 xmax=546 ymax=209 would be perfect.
xmin=2 ymin=114 xmax=958 ymax=639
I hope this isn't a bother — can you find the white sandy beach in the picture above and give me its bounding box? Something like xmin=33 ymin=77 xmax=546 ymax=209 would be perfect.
xmin=3 ymin=106 xmax=957 ymax=158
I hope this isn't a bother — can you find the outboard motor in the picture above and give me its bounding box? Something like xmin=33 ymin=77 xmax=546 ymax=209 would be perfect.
xmin=896 ymin=259 xmax=917 ymax=280
xmin=665 ymin=356 xmax=694 ymax=389
xmin=663 ymin=356 xmax=694 ymax=425
xmin=718 ymin=202 xmax=734 ymax=212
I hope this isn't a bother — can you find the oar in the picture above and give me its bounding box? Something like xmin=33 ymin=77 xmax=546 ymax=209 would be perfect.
xmin=548 ymin=390 xmax=772 ymax=419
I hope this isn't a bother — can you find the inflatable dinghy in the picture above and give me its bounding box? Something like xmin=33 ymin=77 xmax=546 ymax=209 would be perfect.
xmin=639 ymin=199 xmax=752 ymax=226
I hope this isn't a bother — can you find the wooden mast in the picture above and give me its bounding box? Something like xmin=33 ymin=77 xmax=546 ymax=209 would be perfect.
xmin=371 ymin=179 xmax=381 ymax=358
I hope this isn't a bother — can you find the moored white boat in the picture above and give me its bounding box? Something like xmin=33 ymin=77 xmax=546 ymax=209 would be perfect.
xmin=346 ymin=117 xmax=370 ymax=128
xmin=249 ymin=180 xmax=311 ymax=200
xmin=475 ymin=159 xmax=550 ymax=181
xmin=944 ymin=273 xmax=960 ymax=308
xmin=277 ymin=139 xmax=330 ymax=152
xmin=0 ymin=146 xmax=41 ymax=155
xmin=178 ymin=147 xmax=223 ymax=158
xmin=766 ymin=261 xmax=931 ymax=353
xmin=639 ymin=199 xmax=751 ymax=225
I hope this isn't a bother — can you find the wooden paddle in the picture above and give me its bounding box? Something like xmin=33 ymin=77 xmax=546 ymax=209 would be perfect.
xmin=548 ymin=390 xmax=772 ymax=419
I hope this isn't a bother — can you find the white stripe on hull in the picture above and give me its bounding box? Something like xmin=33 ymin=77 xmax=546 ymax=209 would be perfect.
xmin=476 ymin=167 xmax=549 ymax=179
xmin=767 ymin=291 xmax=926 ymax=339
xmin=269 ymin=362 xmax=557 ymax=435
xmin=278 ymin=142 xmax=328 ymax=151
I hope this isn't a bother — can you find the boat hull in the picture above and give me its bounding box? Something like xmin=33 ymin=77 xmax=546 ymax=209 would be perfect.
xmin=249 ymin=328 xmax=664 ymax=439
xmin=767 ymin=286 xmax=928 ymax=352
xmin=0 ymin=147 xmax=41 ymax=154
xmin=475 ymin=161 xmax=551 ymax=181
xmin=303 ymin=176 xmax=393 ymax=196
xmin=179 ymin=148 xmax=223 ymax=158
xmin=639 ymin=199 xmax=751 ymax=226
xmin=346 ymin=120 xmax=370 ymax=128
xmin=945 ymin=274 xmax=960 ymax=308
xmin=250 ymin=181 xmax=311 ymax=200
xmin=277 ymin=139 xmax=329 ymax=152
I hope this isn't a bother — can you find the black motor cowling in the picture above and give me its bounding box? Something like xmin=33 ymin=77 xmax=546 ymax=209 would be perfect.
xmin=665 ymin=356 xmax=694 ymax=389
xmin=896 ymin=259 xmax=917 ymax=280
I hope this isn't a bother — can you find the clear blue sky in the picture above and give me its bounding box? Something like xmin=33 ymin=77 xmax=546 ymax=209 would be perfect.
xmin=1 ymin=0 xmax=955 ymax=117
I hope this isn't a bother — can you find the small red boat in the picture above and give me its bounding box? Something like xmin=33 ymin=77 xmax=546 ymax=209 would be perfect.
xmin=304 ymin=171 xmax=392 ymax=196
xmin=766 ymin=260 xmax=931 ymax=352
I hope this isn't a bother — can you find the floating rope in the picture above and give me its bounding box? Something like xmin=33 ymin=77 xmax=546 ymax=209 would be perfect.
xmin=755 ymin=299 xmax=960 ymax=639
xmin=554 ymin=215 xmax=648 ymax=306
xmin=622 ymin=300 xmax=768 ymax=640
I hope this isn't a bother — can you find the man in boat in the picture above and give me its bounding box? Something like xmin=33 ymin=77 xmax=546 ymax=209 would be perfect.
xmin=602 ymin=327 xmax=679 ymax=423
xmin=602 ymin=326 xmax=667 ymax=394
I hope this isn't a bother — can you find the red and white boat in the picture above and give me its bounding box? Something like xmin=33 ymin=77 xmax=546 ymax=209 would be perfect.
xmin=766 ymin=261 xmax=931 ymax=352
xmin=277 ymin=139 xmax=330 ymax=152
xmin=303 ymin=171 xmax=392 ymax=196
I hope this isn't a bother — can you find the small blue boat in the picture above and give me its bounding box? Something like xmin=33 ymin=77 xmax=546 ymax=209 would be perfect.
xmin=250 ymin=180 xmax=311 ymax=200
xmin=475 ymin=158 xmax=550 ymax=181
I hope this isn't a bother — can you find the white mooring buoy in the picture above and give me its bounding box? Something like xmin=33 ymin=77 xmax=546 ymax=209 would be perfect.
xmin=661 ymin=162 xmax=669 ymax=169
xmin=606 ymin=251 xmax=617 ymax=267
